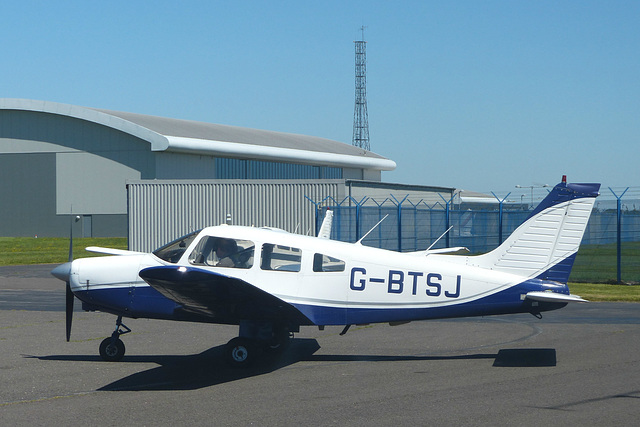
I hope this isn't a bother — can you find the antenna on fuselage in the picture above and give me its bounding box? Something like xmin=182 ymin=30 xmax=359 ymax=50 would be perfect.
xmin=356 ymin=214 xmax=389 ymax=245
xmin=317 ymin=210 xmax=334 ymax=239
xmin=426 ymin=226 xmax=453 ymax=251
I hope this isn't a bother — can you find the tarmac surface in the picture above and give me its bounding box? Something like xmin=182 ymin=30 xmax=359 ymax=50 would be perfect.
xmin=1 ymin=264 xmax=640 ymax=425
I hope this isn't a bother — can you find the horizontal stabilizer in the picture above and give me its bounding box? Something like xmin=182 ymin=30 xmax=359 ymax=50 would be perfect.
xmin=408 ymin=247 xmax=469 ymax=256
xmin=526 ymin=291 xmax=588 ymax=303
xmin=425 ymin=247 xmax=469 ymax=255
xmin=85 ymin=246 xmax=145 ymax=256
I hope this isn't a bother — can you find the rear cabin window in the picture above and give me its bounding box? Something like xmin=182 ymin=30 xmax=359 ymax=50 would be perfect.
xmin=188 ymin=236 xmax=254 ymax=269
xmin=313 ymin=253 xmax=346 ymax=272
xmin=261 ymin=244 xmax=302 ymax=272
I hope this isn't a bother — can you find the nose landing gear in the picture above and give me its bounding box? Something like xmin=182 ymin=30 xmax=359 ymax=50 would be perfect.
xmin=99 ymin=316 xmax=131 ymax=362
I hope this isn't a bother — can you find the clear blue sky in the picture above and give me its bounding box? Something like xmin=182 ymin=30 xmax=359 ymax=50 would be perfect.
xmin=1 ymin=0 xmax=638 ymax=194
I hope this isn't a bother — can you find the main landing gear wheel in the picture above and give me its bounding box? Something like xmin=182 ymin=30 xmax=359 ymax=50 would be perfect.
xmin=225 ymin=337 xmax=255 ymax=368
xmin=99 ymin=337 xmax=125 ymax=362
xmin=265 ymin=328 xmax=291 ymax=354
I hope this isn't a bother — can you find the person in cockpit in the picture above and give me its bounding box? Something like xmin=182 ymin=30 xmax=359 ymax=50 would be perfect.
xmin=213 ymin=238 xmax=238 ymax=267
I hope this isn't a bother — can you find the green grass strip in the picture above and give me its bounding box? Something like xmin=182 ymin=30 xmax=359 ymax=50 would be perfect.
xmin=569 ymin=282 xmax=640 ymax=302
xmin=0 ymin=237 xmax=128 ymax=266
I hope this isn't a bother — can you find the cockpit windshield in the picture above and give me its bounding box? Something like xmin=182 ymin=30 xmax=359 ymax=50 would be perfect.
xmin=153 ymin=230 xmax=201 ymax=263
xmin=189 ymin=236 xmax=254 ymax=269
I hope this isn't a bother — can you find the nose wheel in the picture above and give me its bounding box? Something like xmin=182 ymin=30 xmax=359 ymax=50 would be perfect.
xmin=99 ymin=337 xmax=125 ymax=361
xmin=99 ymin=316 xmax=131 ymax=362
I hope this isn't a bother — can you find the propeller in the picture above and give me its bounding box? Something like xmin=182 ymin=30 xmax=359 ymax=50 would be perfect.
xmin=50 ymin=214 xmax=79 ymax=342
xmin=65 ymin=218 xmax=74 ymax=342
xmin=64 ymin=214 xmax=80 ymax=341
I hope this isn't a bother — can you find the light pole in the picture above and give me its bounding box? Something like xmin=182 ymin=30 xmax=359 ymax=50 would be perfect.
xmin=515 ymin=184 xmax=549 ymax=209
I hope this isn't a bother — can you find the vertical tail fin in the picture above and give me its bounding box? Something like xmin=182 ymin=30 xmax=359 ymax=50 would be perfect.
xmin=467 ymin=179 xmax=600 ymax=283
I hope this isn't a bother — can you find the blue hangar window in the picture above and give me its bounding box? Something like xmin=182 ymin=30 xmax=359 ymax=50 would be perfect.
xmin=215 ymin=158 xmax=342 ymax=179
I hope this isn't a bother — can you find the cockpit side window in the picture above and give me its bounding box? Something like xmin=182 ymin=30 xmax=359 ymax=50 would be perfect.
xmin=313 ymin=253 xmax=346 ymax=272
xmin=153 ymin=230 xmax=201 ymax=263
xmin=260 ymin=244 xmax=301 ymax=272
xmin=189 ymin=236 xmax=254 ymax=269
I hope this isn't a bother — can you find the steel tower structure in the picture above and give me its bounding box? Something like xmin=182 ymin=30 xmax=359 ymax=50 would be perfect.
xmin=352 ymin=28 xmax=370 ymax=151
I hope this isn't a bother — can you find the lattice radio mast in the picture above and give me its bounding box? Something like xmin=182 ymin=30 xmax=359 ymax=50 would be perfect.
xmin=352 ymin=26 xmax=370 ymax=151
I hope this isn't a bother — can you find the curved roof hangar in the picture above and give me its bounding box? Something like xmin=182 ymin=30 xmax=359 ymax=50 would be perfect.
xmin=0 ymin=99 xmax=396 ymax=171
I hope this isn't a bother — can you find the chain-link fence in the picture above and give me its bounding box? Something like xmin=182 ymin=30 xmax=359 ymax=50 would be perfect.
xmin=309 ymin=186 xmax=640 ymax=284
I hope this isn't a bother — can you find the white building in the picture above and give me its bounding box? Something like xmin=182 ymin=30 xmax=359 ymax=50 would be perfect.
xmin=0 ymin=99 xmax=396 ymax=238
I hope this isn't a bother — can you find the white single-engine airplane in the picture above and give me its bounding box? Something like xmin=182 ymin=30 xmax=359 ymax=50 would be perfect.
xmin=52 ymin=177 xmax=599 ymax=367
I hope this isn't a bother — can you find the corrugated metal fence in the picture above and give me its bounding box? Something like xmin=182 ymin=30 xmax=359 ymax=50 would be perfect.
xmin=127 ymin=180 xmax=342 ymax=252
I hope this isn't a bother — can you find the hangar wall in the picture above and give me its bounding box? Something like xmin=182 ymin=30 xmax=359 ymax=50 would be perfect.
xmin=127 ymin=180 xmax=344 ymax=252
xmin=0 ymin=110 xmax=153 ymax=236
xmin=1 ymin=101 xmax=391 ymax=239
xmin=0 ymin=152 xmax=60 ymax=236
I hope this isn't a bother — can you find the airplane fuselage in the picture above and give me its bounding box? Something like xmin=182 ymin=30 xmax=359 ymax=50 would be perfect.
xmin=69 ymin=225 xmax=568 ymax=327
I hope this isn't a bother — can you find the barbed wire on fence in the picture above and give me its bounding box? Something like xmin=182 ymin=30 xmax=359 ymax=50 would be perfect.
xmin=307 ymin=185 xmax=640 ymax=284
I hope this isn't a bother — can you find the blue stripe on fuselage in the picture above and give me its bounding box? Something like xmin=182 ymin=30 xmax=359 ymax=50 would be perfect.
xmin=73 ymin=279 xmax=569 ymax=326
xmin=73 ymin=285 xmax=180 ymax=319
xmin=291 ymin=279 xmax=570 ymax=325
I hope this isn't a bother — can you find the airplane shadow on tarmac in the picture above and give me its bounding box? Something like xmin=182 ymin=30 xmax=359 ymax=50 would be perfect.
xmin=27 ymin=340 xmax=556 ymax=391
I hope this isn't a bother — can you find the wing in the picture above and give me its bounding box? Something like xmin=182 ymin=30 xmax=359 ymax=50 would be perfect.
xmin=139 ymin=266 xmax=311 ymax=325
xmin=86 ymin=246 xmax=146 ymax=256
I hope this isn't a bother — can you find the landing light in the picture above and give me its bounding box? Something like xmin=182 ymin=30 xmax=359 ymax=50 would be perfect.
xmin=178 ymin=266 xmax=187 ymax=273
